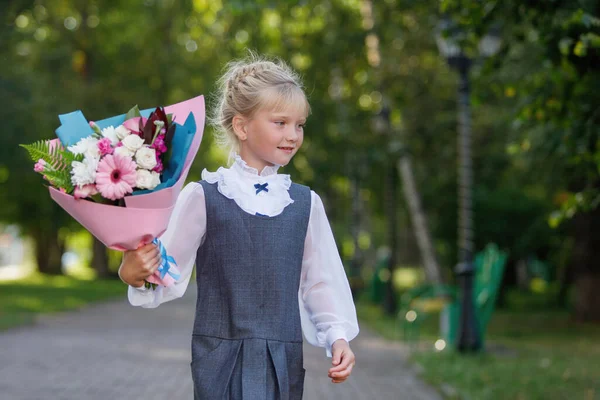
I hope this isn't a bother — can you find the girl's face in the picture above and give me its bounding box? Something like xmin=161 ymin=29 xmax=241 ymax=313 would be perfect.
xmin=236 ymin=106 xmax=306 ymax=172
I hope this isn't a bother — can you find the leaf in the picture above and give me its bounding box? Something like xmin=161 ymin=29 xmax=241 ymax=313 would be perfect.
xmin=125 ymin=105 xmax=141 ymax=120
xmin=142 ymin=111 xmax=157 ymax=145
xmin=164 ymin=122 xmax=176 ymax=148
xmin=558 ymin=38 xmax=573 ymax=56
xmin=20 ymin=141 xmax=50 ymax=163
xmin=20 ymin=140 xmax=83 ymax=193
xmin=43 ymin=168 xmax=74 ymax=193
xmin=20 ymin=141 xmax=76 ymax=170
xmin=573 ymin=41 xmax=587 ymax=57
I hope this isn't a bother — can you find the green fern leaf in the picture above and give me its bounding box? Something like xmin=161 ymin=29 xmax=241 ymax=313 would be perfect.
xmin=20 ymin=141 xmax=51 ymax=163
xmin=21 ymin=141 xmax=83 ymax=171
xmin=20 ymin=141 xmax=65 ymax=170
xmin=43 ymin=168 xmax=74 ymax=193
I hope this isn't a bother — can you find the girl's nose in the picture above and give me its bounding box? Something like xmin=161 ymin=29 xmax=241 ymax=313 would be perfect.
xmin=287 ymin=126 xmax=299 ymax=142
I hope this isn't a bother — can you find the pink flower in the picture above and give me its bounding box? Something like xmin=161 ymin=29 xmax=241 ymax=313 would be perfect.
xmin=152 ymin=135 xmax=168 ymax=154
xmin=97 ymin=138 xmax=114 ymax=155
xmin=74 ymin=184 xmax=98 ymax=199
xmin=95 ymin=154 xmax=137 ymax=200
xmin=123 ymin=117 xmax=147 ymax=135
xmin=153 ymin=158 xmax=164 ymax=173
xmin=89 ymin=121 xmax=102 ymax=135
xmin=34 ymin=159 xmax=46 ymax=173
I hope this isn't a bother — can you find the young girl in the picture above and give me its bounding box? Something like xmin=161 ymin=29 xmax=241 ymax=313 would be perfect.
xmin=118 ymin=55 xmax=359 ymax=399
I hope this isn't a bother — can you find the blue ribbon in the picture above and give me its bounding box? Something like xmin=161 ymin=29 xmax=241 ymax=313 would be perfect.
xmin=152 ymin=238 xmax=180 ymax=281
xmin=254 ymin=183 xmax=269 ymax=194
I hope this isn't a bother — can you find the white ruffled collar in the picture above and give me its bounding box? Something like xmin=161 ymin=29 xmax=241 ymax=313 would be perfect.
xmin=201 ymin=154 xmax=294 ymax=217
xmin=232 ymin=153 xmax=281 ymax=177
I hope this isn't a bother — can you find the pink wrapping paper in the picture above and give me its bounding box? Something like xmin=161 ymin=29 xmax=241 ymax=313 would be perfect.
xmin=48 ymin=95 xmax=205 ymax=256
xmin=124 ymin=95 xmax=205 ymax=209
xmin=50 ymin=187 xmax=174 ymax=251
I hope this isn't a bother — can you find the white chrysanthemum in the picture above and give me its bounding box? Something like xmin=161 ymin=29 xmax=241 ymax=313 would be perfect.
xmin=68 ymin=137 xmax=100 ymax=160
xmin=136 ymin=169 xmax=160 ymax=190
xmin=115 ymin=125 xmax=131 ymax=140
xmin=101 ymin=126 xmax=119 ymax=145
xmin=114 ymin=146 xmax=134 ymax=158
xmin=71 ymin=156 xmax=99 ymax=187
xmin=122 ymin=134 xmax=144 ymax=152
xmin=135 ymin=146 xmax=157 ymax=170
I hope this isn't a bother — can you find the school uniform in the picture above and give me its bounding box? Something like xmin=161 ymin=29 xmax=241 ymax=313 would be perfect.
xmin=128 ymin=155 xmax=359 ymax=399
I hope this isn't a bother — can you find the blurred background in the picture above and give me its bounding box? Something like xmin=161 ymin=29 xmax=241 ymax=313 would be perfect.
xmin=1 ymin=0 xmax=599 ymax=399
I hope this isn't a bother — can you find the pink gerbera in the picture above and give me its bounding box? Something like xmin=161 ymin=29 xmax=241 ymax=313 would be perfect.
xmin=95 ymin=154 xmax=137 ymax=200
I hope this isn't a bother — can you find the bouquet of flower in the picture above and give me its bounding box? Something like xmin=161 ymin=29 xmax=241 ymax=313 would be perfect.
xmin=21 ymin=95 xmax=205 ymax=289
xmin=25 ymin=106 xmax=175 ymax=201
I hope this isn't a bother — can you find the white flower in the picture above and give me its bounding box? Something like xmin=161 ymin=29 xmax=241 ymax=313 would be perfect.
xmin=68 ymin=137 xmax=100 ymax=160
xmin=150 ymin=170 xmax=161 ymax=188
xmin=114 ymin=146 xmax=134 ymax=158
xmin=122 ymin=134 xmax=145 ymax=152
xmin=135 ymin=146 xmax=157 ymax=170
xmin=115 ymin=125 xmax=131 ymax=140
xmin=101 ymin=126 xmax=119 ymax=145
xmin=136 ymin=169 xmax=161 ymax=190
xmin=71 ymin=156 xmax=99 ymax=187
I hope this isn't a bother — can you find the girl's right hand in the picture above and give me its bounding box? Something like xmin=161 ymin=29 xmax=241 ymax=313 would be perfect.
xmin=118 ymin=243 xmax=161 ymax=288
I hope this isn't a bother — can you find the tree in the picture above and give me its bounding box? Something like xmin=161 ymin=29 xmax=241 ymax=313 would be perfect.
xmin=440 ymin=0 xmax=600 ymax=321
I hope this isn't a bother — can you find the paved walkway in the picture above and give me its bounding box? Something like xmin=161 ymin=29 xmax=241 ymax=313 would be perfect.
xmin=0 ymin=284 xmax=442 ymax=400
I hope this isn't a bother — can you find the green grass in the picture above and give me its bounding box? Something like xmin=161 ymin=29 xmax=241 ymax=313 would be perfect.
xmin=0 ymin=273 xmax=126 ymax=331
xmin=357 ymin=296 xmax=600 ymax=400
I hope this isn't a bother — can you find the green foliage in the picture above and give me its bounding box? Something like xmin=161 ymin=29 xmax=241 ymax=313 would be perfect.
xmin=124 ymin=105 xmax=141 ymax=120
xmin=0 ymin=273 xmax=125 ymax=331
xmin=358 ymin=296 xmax=600 ymax=399
xmin=440 ymin=0 xmax=600 ymax=220
xmin=19 ymin=140 xmax=82 ymax=193
xmin=0 ymin=0 xmax=598 ymax=322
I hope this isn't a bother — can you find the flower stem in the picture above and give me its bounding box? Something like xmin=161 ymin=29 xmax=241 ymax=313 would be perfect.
xmin=151 ymin=121 xmax=164 ymax=145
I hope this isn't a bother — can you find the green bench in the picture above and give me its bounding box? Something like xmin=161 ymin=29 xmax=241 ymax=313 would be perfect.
xmin=399 ymin=243 xmax=508 ymax=349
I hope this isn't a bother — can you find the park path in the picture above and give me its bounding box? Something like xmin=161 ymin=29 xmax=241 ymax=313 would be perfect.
xmin=0 ymin=284 xmax=442 ymax=400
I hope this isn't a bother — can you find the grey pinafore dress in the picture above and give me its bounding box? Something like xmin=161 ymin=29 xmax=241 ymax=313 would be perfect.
xmin=191 ymin=180 xmax=311 ymax=399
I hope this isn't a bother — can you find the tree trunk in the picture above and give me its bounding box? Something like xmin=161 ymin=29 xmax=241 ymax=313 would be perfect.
xmin=557 ymin=262 xmax=573 ymax=308
xmin=349 ymin=176 xmax=365 ymax=297
xmin=397 ymin=156 xmax=444 ymax=284
xmin=91 ymin=237 xmax=111 ymax=278
xmin=570 ymin=206 xmax=600 ymax=322
xmin=383 ymin=160 xmax=398 ymax=315
xmin=573 ymin=273 xmax=600 ymax=322
xmin=33 ymin=227 xmax=64 ymax=275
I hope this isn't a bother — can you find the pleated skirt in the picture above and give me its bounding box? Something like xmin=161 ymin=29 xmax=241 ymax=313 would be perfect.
xmin=191 ymin=335 xmax=305 ymax=400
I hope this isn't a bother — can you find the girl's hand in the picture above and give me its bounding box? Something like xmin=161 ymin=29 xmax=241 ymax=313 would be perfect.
xmin=328 ymin=339 xmax=355 ymax=383
xmin=118 ymin=243 xmax=161 ymax=288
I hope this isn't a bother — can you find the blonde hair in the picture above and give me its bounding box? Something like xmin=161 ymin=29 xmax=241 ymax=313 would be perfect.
xmin=210 ymin=52 xmax=310 ymax=156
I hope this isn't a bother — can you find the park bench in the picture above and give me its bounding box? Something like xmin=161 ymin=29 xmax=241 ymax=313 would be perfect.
xmin=399 ymin=243 xmax=508 ymax=349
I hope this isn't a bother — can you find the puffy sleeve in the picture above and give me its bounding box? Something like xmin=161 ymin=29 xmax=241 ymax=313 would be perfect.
xmin=127 ymin=182 xmax=207 ymax=308
xmin=299 ymin=191 xmax=360 ymax=356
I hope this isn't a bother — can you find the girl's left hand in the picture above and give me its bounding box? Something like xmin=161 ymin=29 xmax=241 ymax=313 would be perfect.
xmin=328 ymin=339 xmax=356 ymax=383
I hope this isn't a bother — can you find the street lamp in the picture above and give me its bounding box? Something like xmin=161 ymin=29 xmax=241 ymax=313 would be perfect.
xmin=435 ymin=18 xmax=501 ymax=352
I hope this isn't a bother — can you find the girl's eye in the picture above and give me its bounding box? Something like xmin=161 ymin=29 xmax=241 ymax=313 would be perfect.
xmin=274 ymin=121 xmax=285 ymax=126
xmin=298 ymin=124 xmax=305 ymax=129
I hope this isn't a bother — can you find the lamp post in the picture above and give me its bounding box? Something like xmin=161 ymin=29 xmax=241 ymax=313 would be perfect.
xmin=435 ymin=19 xmax=501 ymax=352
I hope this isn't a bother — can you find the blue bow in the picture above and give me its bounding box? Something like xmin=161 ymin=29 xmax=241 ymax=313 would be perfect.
xmin=152 ymin=238 xmax=181 ymax=281
xmin=254 ymin=182 xmax=269 ymax=194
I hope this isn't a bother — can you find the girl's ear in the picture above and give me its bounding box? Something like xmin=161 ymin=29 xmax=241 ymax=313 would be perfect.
xmin=232 ymin=115 xmax=248 ymax=141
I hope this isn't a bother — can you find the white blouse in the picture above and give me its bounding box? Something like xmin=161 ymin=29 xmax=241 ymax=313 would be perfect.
xmin=128 ymin=155 xmax=359 ymax=356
